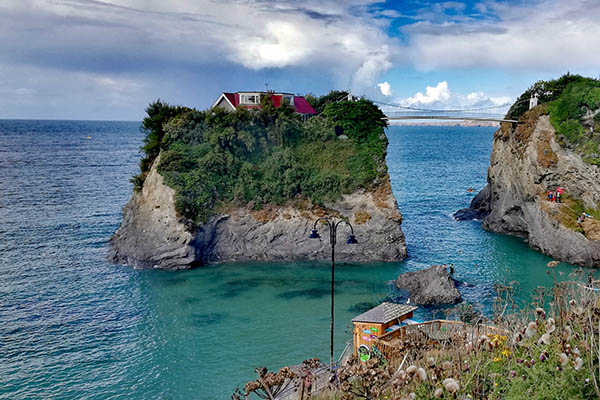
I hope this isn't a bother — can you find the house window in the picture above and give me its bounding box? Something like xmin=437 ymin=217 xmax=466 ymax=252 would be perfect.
xmin=240 ymin=94 xmax=260 ymax=105
xmin=281 ymin=96 xmax=294 ymax=106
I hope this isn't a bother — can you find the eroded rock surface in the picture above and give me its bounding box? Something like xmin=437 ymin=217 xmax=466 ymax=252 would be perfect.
xmin=457 ymin=112 xmax=600 ymax=267
xmin=109 ymin=158 xmax=407 ymax=270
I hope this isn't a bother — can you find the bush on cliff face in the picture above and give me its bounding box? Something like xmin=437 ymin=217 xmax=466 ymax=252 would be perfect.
xmin=134 ymin=93 xmax=389 ymax=223
xmin=507 ymin=74 xmax=600 ymax=166
xmin=548 ymin=80 xmax=600 ymax=165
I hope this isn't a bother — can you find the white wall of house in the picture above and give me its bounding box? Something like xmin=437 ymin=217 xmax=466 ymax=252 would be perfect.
xmin=214 ymin=97 xmax=235 ymax=111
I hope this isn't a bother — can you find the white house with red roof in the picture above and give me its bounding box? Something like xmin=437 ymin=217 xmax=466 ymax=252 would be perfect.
xmin=211 ymin=91 xmax=316 ymax=117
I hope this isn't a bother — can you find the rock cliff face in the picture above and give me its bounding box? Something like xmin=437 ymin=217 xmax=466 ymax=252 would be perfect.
xmin=109 ymin=156 xmax=407 ymax=270
xmin=457 ymin=111 xmax=600 ymax=267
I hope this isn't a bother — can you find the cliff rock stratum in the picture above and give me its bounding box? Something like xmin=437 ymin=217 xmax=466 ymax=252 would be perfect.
xmin=457 ymin=75 xmax=600 ymax=267
xmin=110 ymin=93 xmax=407 ymax=270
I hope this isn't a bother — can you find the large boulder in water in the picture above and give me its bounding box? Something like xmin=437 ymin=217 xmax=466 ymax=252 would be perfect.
xmin=395 ymin=265 xmax=462 ymax=305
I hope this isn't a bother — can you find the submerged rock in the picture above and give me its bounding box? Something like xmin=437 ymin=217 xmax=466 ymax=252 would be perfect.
xmin=454 ymin=185 xmax=491 ymax=221
xmin=109 ymin=156 xmax=407 ymax=270
xmin=395 ymin=265 xmax=462 ymax=305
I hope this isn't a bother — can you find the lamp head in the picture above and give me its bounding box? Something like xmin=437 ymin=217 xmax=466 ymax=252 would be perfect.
xmin=346 ymin=234 xmax=358 ymax=244
xmin=309 ymin=229 xmax=321 ymax=239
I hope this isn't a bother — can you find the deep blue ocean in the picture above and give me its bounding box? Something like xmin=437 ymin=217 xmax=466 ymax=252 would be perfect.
xmin=0 ymin=120 xmax=590 ymax=399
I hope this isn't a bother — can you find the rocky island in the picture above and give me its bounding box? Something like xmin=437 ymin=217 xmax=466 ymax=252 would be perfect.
xmin=110 ymin=92 xmax=407 ymax=270
xmin=457 ymin=75 xmax=600 ymax=267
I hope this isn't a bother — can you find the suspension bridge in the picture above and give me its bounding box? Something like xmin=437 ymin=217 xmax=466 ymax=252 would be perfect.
xmin=371 ymin=99 xmax=522 ymax=123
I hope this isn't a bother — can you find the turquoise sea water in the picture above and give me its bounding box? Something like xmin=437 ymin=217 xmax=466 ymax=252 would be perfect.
xmin=0 ymin=120 xmax=592 ymax=399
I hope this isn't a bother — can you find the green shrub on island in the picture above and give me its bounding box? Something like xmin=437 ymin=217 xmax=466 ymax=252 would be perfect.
xmin=507 ymin=74 xmax=600 ymax=165
xmin=132 ymin=93 xmax=389 ymax=223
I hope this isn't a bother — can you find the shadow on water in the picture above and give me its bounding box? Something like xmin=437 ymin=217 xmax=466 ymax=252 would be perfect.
xmin=190 ymin=312 xmax=229 ymax=327
xmin=276 ymin=287 xmax=331 ymax=299
xmin=347 ymin=301 xmax=383 ymax=314
xmin=160 ymin=277 xmax=189 ymax=286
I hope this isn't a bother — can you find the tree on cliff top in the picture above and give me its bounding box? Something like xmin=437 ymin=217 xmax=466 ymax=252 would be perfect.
xmin=132 ymin=93 xmax=389 ymax=223
xmin=139 ymin=99 xmax=189 ymax=173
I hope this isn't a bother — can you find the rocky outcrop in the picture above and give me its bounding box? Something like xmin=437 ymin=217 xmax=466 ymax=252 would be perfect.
xmin=459 ymin=111 xmax=600 ymax=267
xmin=109 ymin=157 xmax=407 ymax=270
xmin=395 ymin=265 xmax=462 ymax=305
xmin=109 ymin=155 xmax=196 ymax=269
xmin=454 ymin=185 xmax=491 ymax=221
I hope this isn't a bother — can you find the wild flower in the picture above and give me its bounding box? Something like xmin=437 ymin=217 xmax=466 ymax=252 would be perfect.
xmin=478 ymin=334 xmax=490 ymax=347
xmin=538 ymin=333 xmax=551 ymax=345
xmin=441 ymin=361 xmax=453 ymax=370
xmin=525 ymin=321 xmax=537 ymax=337
xmin=546 ymin=318 xmax=556 ymax=333
xmin=535 ymin=307 xmax=546 ymax=319
xmin=443 ymin=378 xmax=459 ymax=393
xmin=512 ymin=332 xmax=523 ymax=345
xmin=493 ymin=357 xmax=502 ymax=362
xmin=490 ymin=334 xmax=507 ymax=349
xmin=539 ymin=353 xmax=547 ymax=362
xmin=559 ymin=353 xmax=569 ymax=366
xmin=501 ymin=349 xmax=511 ymax=357
xmin=434 ymin=388 xmax=444 ymax=398
xmin=563 ymin=326 xmax=572 ymax=341
xmin=417 ymin=367 xmax=427 ymax=381
xmin=427 ymin=357 xmax=435 ymax=367
xmin=406 ymin=365 xmax=417 ymax=375
xmin=574 ymin=357 xmax=583 ymax=370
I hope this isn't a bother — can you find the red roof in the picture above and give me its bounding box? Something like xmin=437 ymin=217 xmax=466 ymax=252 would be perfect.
xmin=219 ymin=92 xmax=316 ymax=114
xmin=292 ymin=96 xmax=316 ymax=114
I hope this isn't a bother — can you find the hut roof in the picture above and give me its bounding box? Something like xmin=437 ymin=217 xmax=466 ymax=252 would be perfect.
xmin=352 ymin=302 xmax=418 ymax=324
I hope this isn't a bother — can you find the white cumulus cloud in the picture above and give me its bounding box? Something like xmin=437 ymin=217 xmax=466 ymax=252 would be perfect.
xmin=377 ymin=81 xmax=392 ymax=96
xmin=381 ymin=81 xmax=513 ymax=116
xmin=404 ymin=81 xmax=451 ymax=105
xmin=406 ymin=0 xmax=600 ymax=71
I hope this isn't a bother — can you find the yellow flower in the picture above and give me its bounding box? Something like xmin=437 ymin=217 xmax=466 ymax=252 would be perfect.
xmin=501 ymin=349 xmax=511 ymax=357
xmin=494 ymin=382 xmax=498 ymax=387
xmin=493 ymin=357 xmax=502 ymax=362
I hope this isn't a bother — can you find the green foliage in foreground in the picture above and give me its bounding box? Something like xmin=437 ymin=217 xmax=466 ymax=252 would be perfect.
xmin=235 ymin=276 xmax=600 ymax=400
xmin=507 ymin=74 xmax=600 ymax=166
xmin=132 ymin=93 xmax=388 ymax=223
xmin=301 ymin=276 xmax=598 ymax=400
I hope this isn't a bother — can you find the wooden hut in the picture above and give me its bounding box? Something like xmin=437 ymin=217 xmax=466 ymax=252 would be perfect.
xmin=351 ymin=302 xmax=418 ymax=356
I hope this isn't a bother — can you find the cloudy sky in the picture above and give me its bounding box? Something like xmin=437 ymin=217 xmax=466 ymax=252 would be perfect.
xmin=1 ymin=0 xmax=599 ymax=120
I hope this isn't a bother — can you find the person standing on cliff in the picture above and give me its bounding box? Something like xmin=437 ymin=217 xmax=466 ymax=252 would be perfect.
xmin=555 ymin=190 xmax=560 ymax=203
xmin=548 ymin=190 xmax=553 ymax=201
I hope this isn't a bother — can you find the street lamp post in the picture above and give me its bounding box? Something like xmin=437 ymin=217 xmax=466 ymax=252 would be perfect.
xmin=308 ymin=217 xmax=358 ymax=370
